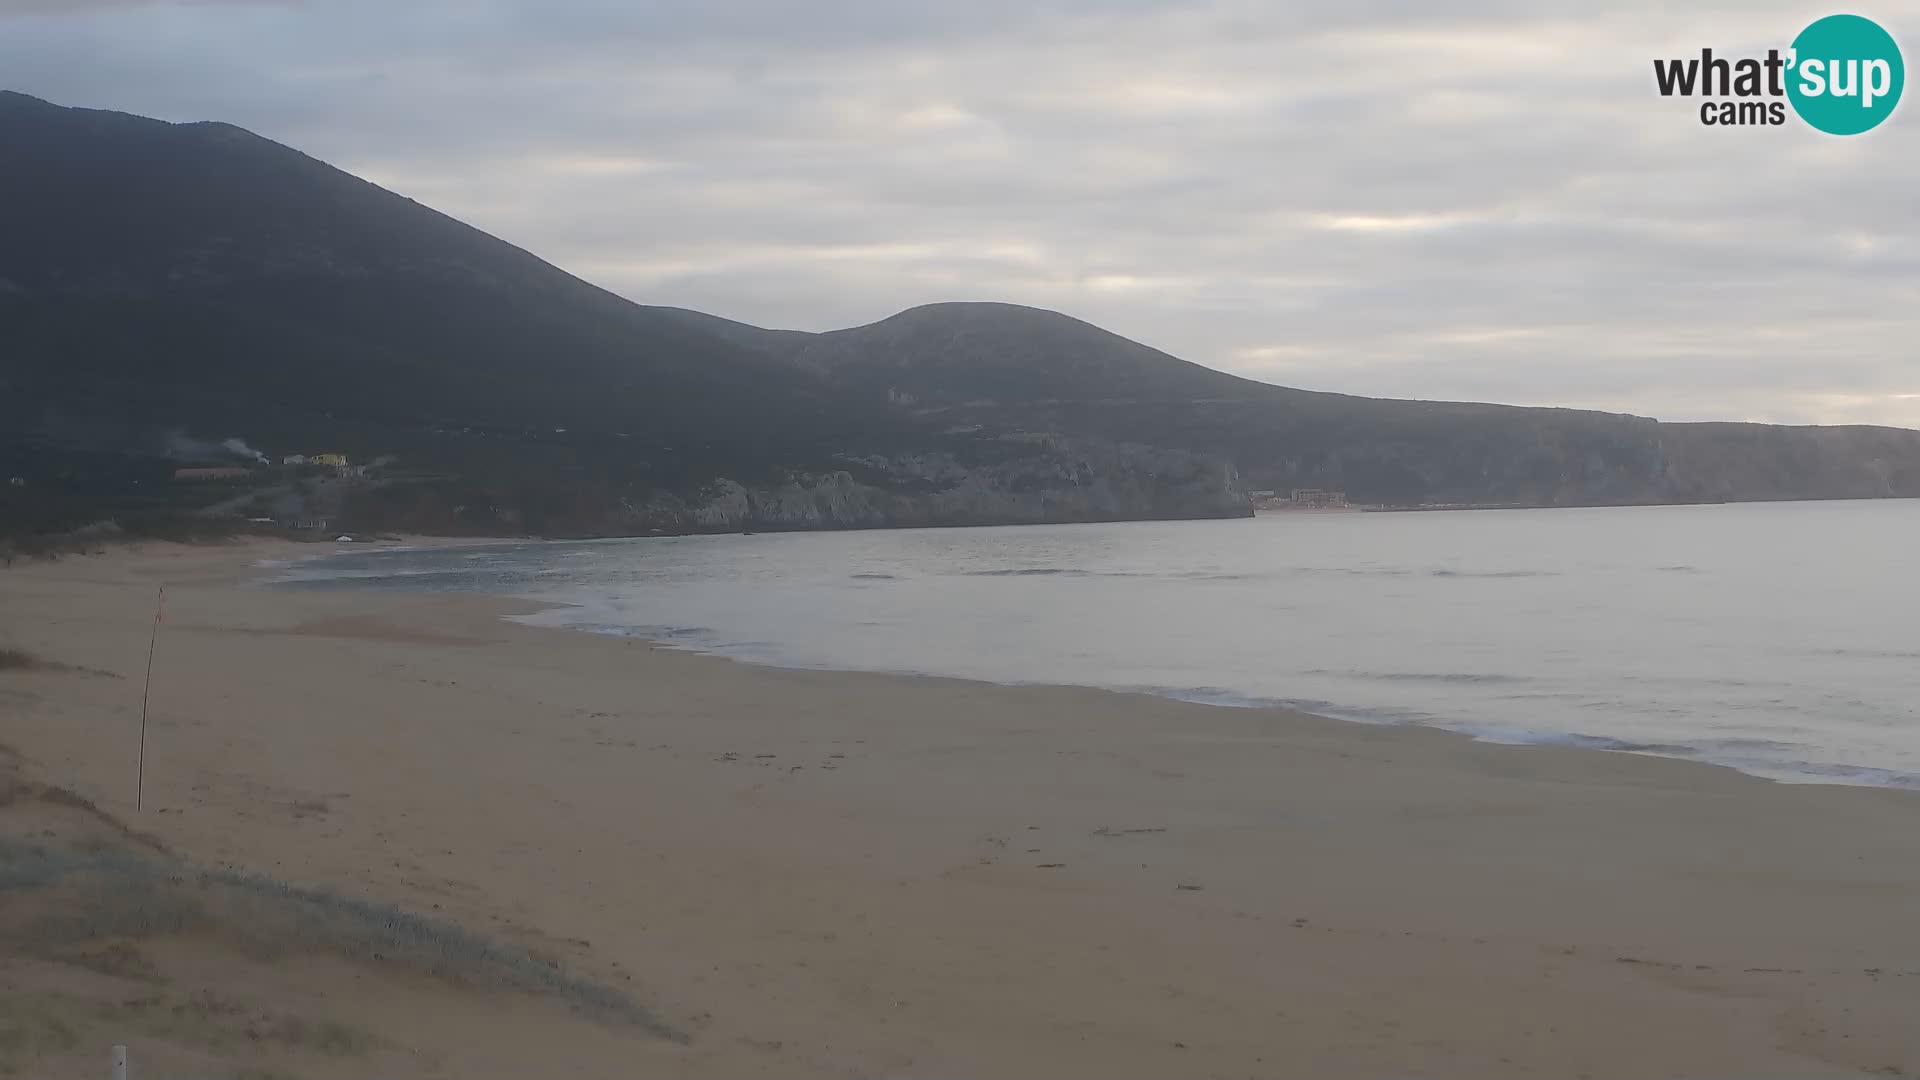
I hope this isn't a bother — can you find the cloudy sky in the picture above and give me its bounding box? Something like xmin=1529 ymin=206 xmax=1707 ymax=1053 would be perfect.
xmin=4 ymin=0 xmax=1917 ymax=426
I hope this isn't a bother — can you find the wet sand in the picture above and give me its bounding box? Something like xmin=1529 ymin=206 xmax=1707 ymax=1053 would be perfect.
xmin=2 ymin=539 xmax=1918 ymax=1078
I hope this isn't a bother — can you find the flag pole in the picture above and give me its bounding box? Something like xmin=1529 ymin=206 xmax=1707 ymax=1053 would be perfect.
xmin=136 ymin=585 xmax=162 ymax=811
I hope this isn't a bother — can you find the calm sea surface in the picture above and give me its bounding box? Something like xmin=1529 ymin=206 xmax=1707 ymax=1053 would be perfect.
xmin=276 ymin=500 xmax=1920 ymax=787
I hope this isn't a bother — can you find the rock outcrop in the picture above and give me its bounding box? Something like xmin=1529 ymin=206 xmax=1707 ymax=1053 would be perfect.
xmin=616 ymin=440 xmax=1251 ymax=534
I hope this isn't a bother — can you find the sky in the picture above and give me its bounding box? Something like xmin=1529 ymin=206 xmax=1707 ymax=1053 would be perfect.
xmin=3 ymin=0 xmax=1917 ymax=426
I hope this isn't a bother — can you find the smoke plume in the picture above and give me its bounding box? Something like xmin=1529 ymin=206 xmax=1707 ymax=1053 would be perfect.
xmin=162 ymin=430 xmax=268 ymax=465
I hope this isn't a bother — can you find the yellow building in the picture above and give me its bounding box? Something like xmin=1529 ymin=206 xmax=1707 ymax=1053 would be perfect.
xmin=310 ymin=453 xmax=349 ymax=468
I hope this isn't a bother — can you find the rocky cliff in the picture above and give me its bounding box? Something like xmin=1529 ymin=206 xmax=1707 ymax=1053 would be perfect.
xmin=335 ymin=438 xmax=1250 ymax=537
xmin=660 ymin=442 xmax=1249 ymax=532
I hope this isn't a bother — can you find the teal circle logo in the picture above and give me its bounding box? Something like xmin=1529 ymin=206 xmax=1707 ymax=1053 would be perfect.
xmin=1787 ymin=14 xmax=1904 ymax=134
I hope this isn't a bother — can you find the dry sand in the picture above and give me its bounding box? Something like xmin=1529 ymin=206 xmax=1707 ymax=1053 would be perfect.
xmin=2 ymin=538 xmax=1918 ymax=1078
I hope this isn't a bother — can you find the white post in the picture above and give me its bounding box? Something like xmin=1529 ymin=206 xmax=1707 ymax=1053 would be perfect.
xmin=111 ymin=1044 xmax=127 ymax=1080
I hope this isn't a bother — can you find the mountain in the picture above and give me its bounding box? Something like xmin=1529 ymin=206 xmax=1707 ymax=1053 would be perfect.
xmin=2 ymin=91 xmax=1915 ymax=542
xmin=0 ymin=91 xmax=877 ymax=451
xmin=0 ymin=92 xmax=1247 ymax=536
xmin=711 ymin=301 xmax=1920 ymax=507
xmin=778 ymin=301 xmax=1253 ymax=401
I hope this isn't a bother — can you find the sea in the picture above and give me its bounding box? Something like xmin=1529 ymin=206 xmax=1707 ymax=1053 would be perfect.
xmin=273 ymin=499 xmax=1920 ymax=788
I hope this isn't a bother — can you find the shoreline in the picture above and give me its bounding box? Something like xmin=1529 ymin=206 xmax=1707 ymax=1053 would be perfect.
xmin=4 ymin=539 xmax=1919 ymax=1077
xmin=523 ymin=608 xmax=1917 ymax=792
xmin=515 ymin=604 xmax=1920 ymax=792
xmin=279 ymin=537 xmax=1919 ymax=793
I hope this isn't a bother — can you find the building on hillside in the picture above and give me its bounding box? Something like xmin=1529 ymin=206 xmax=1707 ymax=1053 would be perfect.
xmin=1290 ymin=489 xmax=1349 ymax=509
xmin=310 ymin=453 xmax=349 ymax=468
xmin=283 ymin=454 xmax=308 ymax=466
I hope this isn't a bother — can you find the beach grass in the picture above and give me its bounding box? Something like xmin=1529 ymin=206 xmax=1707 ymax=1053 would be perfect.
xmin=0 ymin=835 xmax=675 ymax=1038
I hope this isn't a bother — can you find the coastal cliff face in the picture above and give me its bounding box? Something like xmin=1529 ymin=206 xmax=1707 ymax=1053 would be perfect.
xmin=1656 ymin=423 xmax=1920 ymax=503
xmin=330 ymin=439 xmax=1249 ymax=537
xmin=658 ymin=444 xmax=1249 ymax=532
xmin=1214 ymin=412 xmax=1920 ymax=507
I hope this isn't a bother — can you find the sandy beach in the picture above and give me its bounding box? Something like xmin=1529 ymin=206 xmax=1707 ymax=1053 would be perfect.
xmin=2 ymin=539 xmax=1918 ymax=1078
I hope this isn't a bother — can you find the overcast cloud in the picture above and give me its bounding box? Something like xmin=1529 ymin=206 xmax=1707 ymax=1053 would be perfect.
xmin=4 ymin=0 xmax=1917 ymax=425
